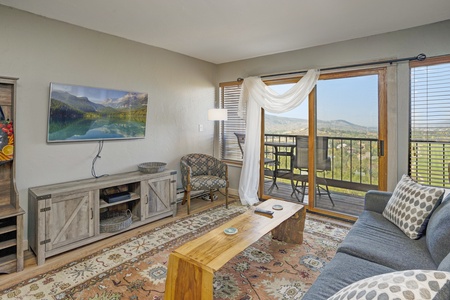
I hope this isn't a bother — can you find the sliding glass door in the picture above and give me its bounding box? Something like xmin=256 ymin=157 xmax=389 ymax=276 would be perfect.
xmin=260 ymin=69 xmax=387 ymax=219
xmin=310 ymin=69 xmax=387 ymax=218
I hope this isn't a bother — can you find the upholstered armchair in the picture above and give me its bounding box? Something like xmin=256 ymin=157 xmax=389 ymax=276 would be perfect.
xmin=180 ymin=153 xmax=229 ymax=215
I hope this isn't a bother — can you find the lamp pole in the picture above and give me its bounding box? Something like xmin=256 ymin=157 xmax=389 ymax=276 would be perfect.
xmin=208 ymin=108 xmax=228 ymax=158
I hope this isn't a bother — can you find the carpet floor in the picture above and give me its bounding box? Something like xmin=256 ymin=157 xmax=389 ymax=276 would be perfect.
xmin=0 ymin=203 xmax=352 ymax=300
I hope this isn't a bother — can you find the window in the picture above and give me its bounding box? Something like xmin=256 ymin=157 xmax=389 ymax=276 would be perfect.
xmin=219 ymin=81 xmax=245 ymax=162
xmin=410 ymin=55 xmax=450 ymax=187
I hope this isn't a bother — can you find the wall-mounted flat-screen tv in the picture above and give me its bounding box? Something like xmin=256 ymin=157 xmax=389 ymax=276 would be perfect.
xmin=47 ymin=83 xmax=148 ymax=142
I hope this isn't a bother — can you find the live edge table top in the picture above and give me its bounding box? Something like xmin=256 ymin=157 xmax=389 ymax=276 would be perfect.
xmin=165 ymin=199 xmax=306 ymax=300
xmin=173 ymin=199 xmax=305 ymax=272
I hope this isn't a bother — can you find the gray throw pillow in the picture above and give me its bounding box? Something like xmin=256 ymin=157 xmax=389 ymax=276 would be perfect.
xmin=327 ymin=270 xmax=450 ymax=300
xmin=382 ymin=174 xmax=444 ymax=239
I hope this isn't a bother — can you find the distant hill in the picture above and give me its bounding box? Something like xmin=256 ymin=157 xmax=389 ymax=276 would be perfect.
xmin=51 ymin=90 xmax=147 ymax=116
xmin=51 ymin=90 xmax=106 ymax=113
xmin=265 ymin=114 xmax=377 ymax=136
xmin=49 ymin=99 xmax=84 ymax=119
xmin=101 ymin=93 xmax=148 ymax=109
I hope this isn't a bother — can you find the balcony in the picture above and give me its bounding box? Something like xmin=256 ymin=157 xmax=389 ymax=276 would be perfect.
xmin=262 ymin=134 xmax=380 ymax=217
xmin=264 ymin=180 xmax=365 ymax=216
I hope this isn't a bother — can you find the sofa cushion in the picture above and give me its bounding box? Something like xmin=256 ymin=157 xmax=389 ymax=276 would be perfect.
xmin=338 ymin=211 xmax=437 ymax=270
xmin=328 ymin=270 xmax=450 ymax=300
xmin=427 ymin=196 xmax=450 ymax=266
xmin=364 ymin=190 xmax=393 ymax=213
xmin=302 ymin=252 xmax=395 ymax=300
xmin=382 ymin=174 xmax=444 ymax=239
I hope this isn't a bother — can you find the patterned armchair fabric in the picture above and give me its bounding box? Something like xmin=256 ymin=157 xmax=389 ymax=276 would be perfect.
xmin=180 ymin=153 xmax=228 ymax=214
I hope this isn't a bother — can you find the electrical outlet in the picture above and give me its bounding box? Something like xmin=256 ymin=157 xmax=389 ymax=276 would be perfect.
xmin=198 ymin=124 xmax=204 ymax=132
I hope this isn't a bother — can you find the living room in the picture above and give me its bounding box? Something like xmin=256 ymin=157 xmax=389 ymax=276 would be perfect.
xmin=1 ymin=1 xmax=450 ymax=298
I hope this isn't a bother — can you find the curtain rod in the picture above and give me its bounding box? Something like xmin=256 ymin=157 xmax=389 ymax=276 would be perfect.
xmin=236 ymin=53 xmax=426 ymax=81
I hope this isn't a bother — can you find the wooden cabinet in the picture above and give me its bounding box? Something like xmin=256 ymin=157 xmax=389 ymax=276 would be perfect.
xmin=143 ymin=174 xmax=177 ymax=220
xmin=29 ymin=170 xmax=177 ymax=265
xmin=42 ymin=191 xmax=96 ymax=252
xmin=0 ymin=76 xmax=24 ymax=274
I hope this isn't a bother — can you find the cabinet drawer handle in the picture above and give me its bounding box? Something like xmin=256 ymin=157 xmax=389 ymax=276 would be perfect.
xmin=146 ymin=195 xmax=149 ymax=204
xmin=91 ymin=208 xmax=94 ymax=220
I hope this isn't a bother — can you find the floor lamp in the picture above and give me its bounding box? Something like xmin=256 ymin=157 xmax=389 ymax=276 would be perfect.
xmin=208 ymin=108 xmax=228 ymax=158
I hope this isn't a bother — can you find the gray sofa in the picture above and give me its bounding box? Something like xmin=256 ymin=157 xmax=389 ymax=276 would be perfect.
xmin=303 ymin=190 xmax=450 ymax=299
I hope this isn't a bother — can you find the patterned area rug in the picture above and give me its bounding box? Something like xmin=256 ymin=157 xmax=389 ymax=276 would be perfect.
xmin=0 ymin=203 xmax=352 ymax=300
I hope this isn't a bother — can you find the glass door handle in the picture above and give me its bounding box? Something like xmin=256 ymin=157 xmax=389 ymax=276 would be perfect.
xmin=379 ymin=140 xmax=385 ymax=157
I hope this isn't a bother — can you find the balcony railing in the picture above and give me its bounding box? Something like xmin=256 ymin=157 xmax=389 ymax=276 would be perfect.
xmin=410 ymin=140 xmax=450 ymax=187
xmin=264 ymin=134 xmax=379 ymax=192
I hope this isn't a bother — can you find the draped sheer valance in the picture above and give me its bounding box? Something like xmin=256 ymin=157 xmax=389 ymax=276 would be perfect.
xmin=237 ymin=69 xmax=320 ymax=205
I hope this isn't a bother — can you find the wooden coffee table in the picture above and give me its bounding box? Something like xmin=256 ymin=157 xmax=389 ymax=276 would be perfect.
xmin=164 ymin=199 xmax=305 ymax=300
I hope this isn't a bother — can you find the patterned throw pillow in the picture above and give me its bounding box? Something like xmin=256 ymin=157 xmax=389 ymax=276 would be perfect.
xmin=328 ymin=270 xmax=450 ymax=300
xmin=382 ymin=174 xmax=444 ymax=239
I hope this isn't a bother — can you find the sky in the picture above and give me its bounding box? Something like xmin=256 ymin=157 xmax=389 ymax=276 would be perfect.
xmin=51 ymin=83 xmax=136 ymax=103
xmin=267 ymin=74 xmax=379 ymax=128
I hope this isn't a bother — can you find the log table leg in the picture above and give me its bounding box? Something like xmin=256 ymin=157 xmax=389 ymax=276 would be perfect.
xmin=271 ymin=206 xmax=306 ymax=244
xmin=165 ymin=252 xmax=214 ymax=300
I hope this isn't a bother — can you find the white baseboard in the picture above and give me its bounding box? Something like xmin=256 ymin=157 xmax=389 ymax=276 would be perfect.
xmin=176 ymin=189 xmax=212 ymax=202
xmin=228 ymin=188 xmax=238 ymax=196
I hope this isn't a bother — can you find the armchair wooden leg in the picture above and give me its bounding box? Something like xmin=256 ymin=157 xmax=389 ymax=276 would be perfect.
xmin=225 ymin=186 xmax=229 ymax=209
xmin=209 ymin=190 xmax=214 ymax=202
xmin=187 ymin=190 xmax=191 ymax=215
xmin=182 ymin=190 xmax=187 ymax=205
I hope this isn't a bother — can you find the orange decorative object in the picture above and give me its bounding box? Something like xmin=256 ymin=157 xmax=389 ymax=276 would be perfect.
xmin=0 ymin=120 xmax=13 ymax=162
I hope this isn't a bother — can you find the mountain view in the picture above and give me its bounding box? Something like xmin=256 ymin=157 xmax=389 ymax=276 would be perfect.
xmin=265 ymin=114 xmax=378 ymax=138
xmin=50 ymin=90 xmax=147 ymax=117
xmin=262 ymin=114 xmax=380 ymax=191
xmin=101 ymin=92 xmax=148 ymax=109
xmin=48 ymin=88 xmax=148 ymax=142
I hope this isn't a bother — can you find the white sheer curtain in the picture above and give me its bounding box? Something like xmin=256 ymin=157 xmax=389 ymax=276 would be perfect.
xmin=237 ymin=69 xmax=320 ymax=205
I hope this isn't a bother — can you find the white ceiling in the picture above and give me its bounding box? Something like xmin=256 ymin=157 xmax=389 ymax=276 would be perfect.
xmin=1 ymin=0 xmax=450 ymax=64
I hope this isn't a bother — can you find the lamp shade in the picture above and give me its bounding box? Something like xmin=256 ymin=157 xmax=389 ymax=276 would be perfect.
xmin=208 ymin=108 xmax=228 ymax=121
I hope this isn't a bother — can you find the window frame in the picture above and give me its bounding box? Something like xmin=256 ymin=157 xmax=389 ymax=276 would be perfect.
xmin=409 ymin=55 xmax=450 ymax=187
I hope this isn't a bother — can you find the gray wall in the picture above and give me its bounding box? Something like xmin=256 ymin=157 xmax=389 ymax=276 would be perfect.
xmin=217 ymin=20 xmax=450 ymax=192
xmin=0 ymin=6 xmax=218 ymax=240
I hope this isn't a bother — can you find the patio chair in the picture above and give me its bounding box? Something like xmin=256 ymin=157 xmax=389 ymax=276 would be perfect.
xmin=180 ymin=153 xmax=228 ymax=215
xmin=291 ymin=136 xmax=334 ymax=206
xmin=234 ymin=132 xmax=276 ymax=177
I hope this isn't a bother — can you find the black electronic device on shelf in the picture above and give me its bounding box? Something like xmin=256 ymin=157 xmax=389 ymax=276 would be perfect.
xmin=101 ymin=190 xmax=131 ymax=203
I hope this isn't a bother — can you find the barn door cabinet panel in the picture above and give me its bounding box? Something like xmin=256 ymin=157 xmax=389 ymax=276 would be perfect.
xmin=29 ymin=170 xmax=177 ymax=265
xmin=29 ymin=191 xmax=96 ymax=265
xmin=142 ymin=172 xmax=177 ymax=221
xmin=45 ymin=192 xmax=95 ymax=251
xmin=0 ymin=76 xmax=24 ymax=274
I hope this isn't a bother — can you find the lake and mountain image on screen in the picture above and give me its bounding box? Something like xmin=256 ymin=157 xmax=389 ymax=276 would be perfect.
xmin=48 ymin=83 xmax=148 ymax=142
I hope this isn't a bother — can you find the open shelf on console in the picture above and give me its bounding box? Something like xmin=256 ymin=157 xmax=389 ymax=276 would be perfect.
xmin=99 ymin=192 xmax=140 ymax=208
xmin=99 ymin=181 xmax=142 ymax=227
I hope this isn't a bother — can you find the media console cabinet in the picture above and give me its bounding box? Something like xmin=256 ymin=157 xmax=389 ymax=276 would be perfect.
xmin=28 ymin=170 xmax=177 ymax=265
